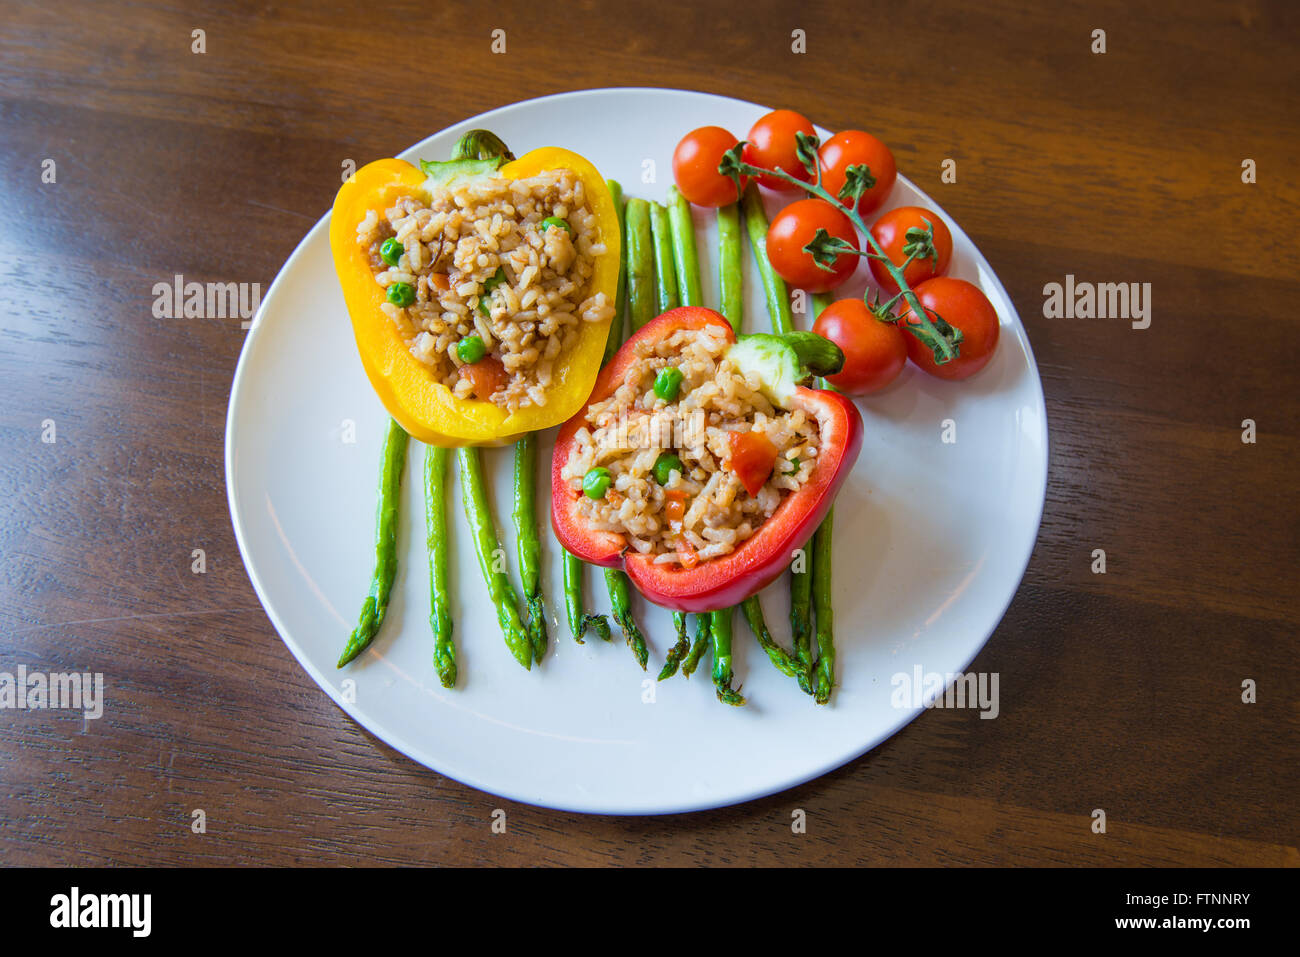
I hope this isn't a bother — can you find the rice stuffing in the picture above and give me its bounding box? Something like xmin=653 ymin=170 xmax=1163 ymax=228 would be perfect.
xmin=355 ymin=168 xmax=614 ymax=412
xmin=561 ymin=325 xmax=822 ymax=566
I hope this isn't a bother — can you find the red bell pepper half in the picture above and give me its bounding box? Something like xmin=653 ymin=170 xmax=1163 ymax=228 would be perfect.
xmin=551 ymin=306 xmax=864 ymax=613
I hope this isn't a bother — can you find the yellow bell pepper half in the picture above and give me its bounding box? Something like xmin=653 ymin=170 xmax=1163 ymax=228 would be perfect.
xmin=329 ymin=147 xmax=621 ymax=446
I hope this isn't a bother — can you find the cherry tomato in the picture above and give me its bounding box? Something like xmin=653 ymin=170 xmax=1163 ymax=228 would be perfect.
xmin=813 ymin=298 xmax=908 ymax=395
xmin=818 ymin=130 xmax=897 ymax=216
xmin=868 ymin=206 xmax=953 ymax=294
xmin=766 ymin=199 xmax=859 ymax=292
xmin=899 ymin=277 xmax=1000 ymax=380
xmin=728 ymin=431 xmax=779 ymax=496
xmin=459 ymin=355 xmax=508 ymax=399
xmin=742 ymin=109 xmax=816 ymax=191
xmin=673 ymin=126 xmax=746 ymax=207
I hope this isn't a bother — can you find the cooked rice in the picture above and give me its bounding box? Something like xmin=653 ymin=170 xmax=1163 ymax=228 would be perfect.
xmin=356 ymin=168 xmax=613 ymax=412
xmin=561 ymin=325 xmax=821 ymax=565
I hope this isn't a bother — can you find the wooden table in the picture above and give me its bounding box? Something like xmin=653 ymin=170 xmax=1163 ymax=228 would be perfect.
xmin=1 ymin=0 xmax=1295 ymax=866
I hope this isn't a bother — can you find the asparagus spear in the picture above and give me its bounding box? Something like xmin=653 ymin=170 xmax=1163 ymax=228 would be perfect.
xmin=790 ymin=291 xmax=836 ymax=693
xmin=658 ymin=612 xmax=692 ymax=680
xmin=625 ymin=199 xmax=656 ymax=331
xmin=563 ymin=550 xmax=611 ymax=643
xmin=668 ymin=187 xmax=704 ymax=308
xmin=741 ymin=183 xmax=795 ymax=336
xmin=338 ymin=419 xmax=409 ymax=667
xmin=513 ymin=433 xmax=547 ymax=662
xmin=741 ymin=593 xmax=803 ymax=680
xmin=424 ymin=444 xmax=456 ymax=687
xmin=458 ymin=446 xmax=532 ymax=669
xmin=603 ymin=180 xmax=629 ymax=365
xmin=717 ymin=201 xmax=743 ymax=325
xmin=715 ymin=197 xmax=798 ymax=697
xmin=657 ymin=192 xmax=748 ymax=701
xmin=710 ymin=607 xmax=745 ymax=706
xmin=681 ymin=614 xmax=712 ymax=678
xmin=563 ymin=180 xmax=627 ymax=642
xmin=601 ymin=190 xmax=652 ymax=666
xmin=812 ymin=507 xmax=836 ymax=704
xmin=605 ymin=567 xmax=648 ymax=670
xmin=649 ymin=201 xmax=680 ymax=312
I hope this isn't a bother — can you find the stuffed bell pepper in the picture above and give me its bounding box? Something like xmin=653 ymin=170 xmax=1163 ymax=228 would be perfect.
xmin=552 ymin=306 xmax=863 ymax=613
xmin=330 ymin=130 xmax=621 ymax=446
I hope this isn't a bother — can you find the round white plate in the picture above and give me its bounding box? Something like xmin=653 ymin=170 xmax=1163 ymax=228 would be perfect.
xmin=226 ymin=88 xmax=1047 ymax=814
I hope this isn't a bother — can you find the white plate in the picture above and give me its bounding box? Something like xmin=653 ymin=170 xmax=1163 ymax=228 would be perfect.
xmin=226 ymin=88 xmax=1047 ymax=814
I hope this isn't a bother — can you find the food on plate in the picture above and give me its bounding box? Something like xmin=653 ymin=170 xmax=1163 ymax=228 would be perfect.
xmin=766 ymin=198 xmax=860 ymax=292
xmin=867 ymin=205 xmax=953 ymax=294
xmin=331 ymin=101 xmax=1002 ymax=708
xmin=898 ymin=277 xmax=1001 ymax=380
xmin=742 ymin=109 xmax=817 ymax=191
xmin=330 ymin=133 xmax=620 ymax=446
xmin=336 ymin=419 xmax=409 ymax=668
xmin=814 ymin=297 xmax=908 ymax=395
xmin=818 ymin=130 xmax=897 ymax=216
xmin=552 ymin=307 xmax=861 ymax=613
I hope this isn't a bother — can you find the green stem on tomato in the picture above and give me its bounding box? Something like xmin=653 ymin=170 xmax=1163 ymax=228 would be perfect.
xmin=727 ymin=149 xmax=959 ymax=364
xmin=338 ymin=419 xmax=409 ymax=668
xmin=458 ymin=446 xmax=532 ymax=670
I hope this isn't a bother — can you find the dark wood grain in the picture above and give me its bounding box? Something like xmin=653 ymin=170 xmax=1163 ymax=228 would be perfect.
xmin=1 ymin=0 xmax=1296 ymax=866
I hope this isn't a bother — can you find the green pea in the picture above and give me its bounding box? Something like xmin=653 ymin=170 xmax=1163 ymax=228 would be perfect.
xmin=386 ymin=282 xmax=415 ymax=307
xmin=477 ymin=268 xmax=507 ymax=316
xmin=541 ymin=216 xmax=572 ymax=236
xmin=653 ymin=366 xmax=684 ymax=402
xmin=379 ymin=237 xmax=404 ymax=267
xmin=582 ymin=467 xmax=613 ymax=500
xmin=457 ymin=335 xmax=487 ymax=364
xmin=653 ymin=453 xmax=685 ymax=485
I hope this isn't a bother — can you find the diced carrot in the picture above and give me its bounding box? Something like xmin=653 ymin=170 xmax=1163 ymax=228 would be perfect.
xmin=458 ymin=355 xmax=507 ymax=400
xmin=664 ymin=489 xmax=687 ymax=529
xmin=727 ymin=430 xmax=779 ymax=497
xmin=429 ymin=273 xmax=451 ymax=291
xmin=676 ymin=538 xmax=699 ymax=569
